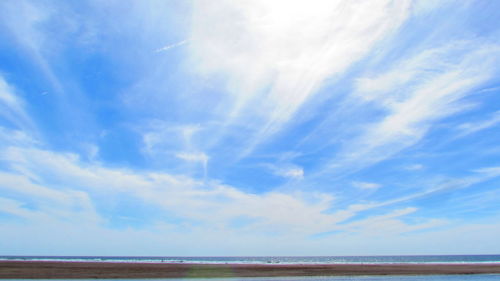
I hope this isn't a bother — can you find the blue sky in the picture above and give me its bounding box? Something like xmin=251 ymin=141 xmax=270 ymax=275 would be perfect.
xmin=1 ymin=0 xmax=500 ymax=256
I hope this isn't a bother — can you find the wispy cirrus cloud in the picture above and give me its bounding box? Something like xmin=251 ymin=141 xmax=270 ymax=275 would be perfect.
xmin=352 ymin=181 xmax=381 ymax=190
xmin=175 ymin=151 xmax=208 ymax=163
xmin=188 ymin=0 xmax=412 ymax=155
xmin=0 ymin=77 xmax=34 ymax=133
xmin=1 ymin=144 xmax=332 ymax=235
xmin=0 ymin=109 xmax=497 ymax=254
xmin=155 ymin=40 xmax=187 ymax=53
xmin=358 ymin=166 xmax=500 ymax=212
xmin=404 ymin=164 xmax=424 ymax=171
xmin=266 ymin=164 xmax=304 ymax=180
xmin=336 ymin=207 xmax=445 ymax=236
xmin=319 ymin=42 xmax=500 ymax=177
xmin=456 ymin=110 xmax=500 ymax=137
xmin=0 ymin=123 xmax=443 ymax=239
xmin=0 ymin=0 xmax=65 ymax=95
xmin=141 ymin=122 xmax=203 ymax=155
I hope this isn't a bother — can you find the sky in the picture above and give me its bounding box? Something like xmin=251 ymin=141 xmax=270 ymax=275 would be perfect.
xmin=0 ymin=0 xmax=500 ymax=256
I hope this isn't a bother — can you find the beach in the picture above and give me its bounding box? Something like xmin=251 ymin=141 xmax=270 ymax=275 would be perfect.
xmin=1 ymin=261 xmax=500 ymax=279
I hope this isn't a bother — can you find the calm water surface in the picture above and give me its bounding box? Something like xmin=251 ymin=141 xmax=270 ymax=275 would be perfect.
xmin=2 ymin=255 xmax=500 ymax=264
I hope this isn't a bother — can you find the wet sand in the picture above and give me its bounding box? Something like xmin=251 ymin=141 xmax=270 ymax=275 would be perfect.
xmin=1 ymin=261 xmax=500 ymax=279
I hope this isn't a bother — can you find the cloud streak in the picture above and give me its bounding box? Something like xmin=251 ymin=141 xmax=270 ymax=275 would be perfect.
xmin=189 ymin=0 xmax=412 ymax=155
xmin=456 ymin=110 xmax=500 ymax=137
xmin=0 ymin=77 xmax=35 ymax=133
xmin=0 ymin=131 xmax=448 ymax=239
xmin=352 ymin=181 xmax=381 ymax=190
xmin=318 ymin=42 xmax=500 ymax=177
xmin=155 ymin=40 xmax=187 ymax=53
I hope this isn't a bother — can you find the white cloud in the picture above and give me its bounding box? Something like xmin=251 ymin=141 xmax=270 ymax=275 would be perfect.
xmin=269 ymin=165 xmax=304 ymax=180
xmin=155 ymin=40 xmax=187 ymax=53
xmin=142 ymin=122 xmax=203 ymax=156
xmin=139 ymin=122 xmax=211 ymax=176
xmin=0 ymin=144 xmax=335 ymax=235
xmin=322 ymin=42 xmax=500 ymax=176
xmin=0 ymin=197 xmax=43 ymax=220
xmin=0 ymin=127 xmax=37 ymax=147
xmin=404 ymin=164 xmax=424 ymax=171
xmin=456 ymin=110 xmax=500 ymax=137
xmin=188 ymin=0 xmax=411 ymax=154
xmin=473 ymin=166 xmax=500 ymax=177
xmin=0 ymin=170 xmax=99 ymax=224
xmin=86 ymin=144 xmax=99 ymax=160
xmin=337 ymin=207 xmax=445 ymax=236
xmin=369 ymin=166 xmax=500 ymax=209
xmin=2 ymin=127 xmax=488 ymax=253
xmin=0 ymin=78 xmax=24 ymax=115
xmin=281 ymin=168 xmax=304 ymax=180
xmin=0 ymin=76 xmax=33 ymax=131
xmin=411 ymin=0 xmax=455 ymax=16
xmin=0 ymin=210 xmax=473 ymax=256
xmin=0 ymin=1 xmax=65 ymax=95
xmin=1 ymin=137 xmax=449 ymax=238
xmin=175 ymin=152 xmax=209 ymax=176
xmin=352 ymin=181 xmax=381 ymax=190
xmin=175 ymin=152 xmax=208 ymax=163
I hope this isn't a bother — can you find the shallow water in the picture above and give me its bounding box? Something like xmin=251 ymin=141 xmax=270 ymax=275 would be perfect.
xmin=3 ymin=255 xmax=500 ymax=264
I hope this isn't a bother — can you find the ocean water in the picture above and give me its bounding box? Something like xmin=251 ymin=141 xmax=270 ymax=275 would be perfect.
xmin=2 ymin=255 xmax=500 ymax=264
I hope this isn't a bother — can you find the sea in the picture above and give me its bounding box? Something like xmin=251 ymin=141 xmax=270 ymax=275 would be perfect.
xmin=2 ymin=255 xmax=500 ymax=264
xmin=2 ymin=255 xmax=500 ymax=281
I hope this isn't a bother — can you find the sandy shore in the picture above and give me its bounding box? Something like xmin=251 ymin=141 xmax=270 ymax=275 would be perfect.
xmin=1 ymin=261 xmax=500 ymax=279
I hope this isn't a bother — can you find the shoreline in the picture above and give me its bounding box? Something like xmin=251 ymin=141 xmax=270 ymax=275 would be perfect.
xmin=3 ymin=258 xmax=500 ymax=265
xmin=2 ymin=261 xmax=500 ymax=279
